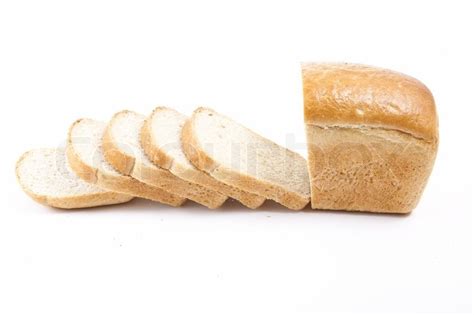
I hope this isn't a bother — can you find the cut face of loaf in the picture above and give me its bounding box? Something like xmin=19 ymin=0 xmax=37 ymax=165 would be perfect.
xmin=16 ymin=148 xmax=133 ymax=209
xmin=66 ymin=118 xmax=186 ymax=207
xmin=302 ymin=63 xmax=439 ymax=213
xmin=141 ymin=107 xmax=265 ymax=209
xmin=102 ymin=110 xmax=228 ymax=209
xmin=182 ymin=107 xmax=311 ymax=210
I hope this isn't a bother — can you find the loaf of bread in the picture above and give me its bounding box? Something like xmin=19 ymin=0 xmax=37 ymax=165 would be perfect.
xmin=302 ymin=63 xmax=439 ymax=213
xmin=16 ymin=63 xmax=438 ymax=213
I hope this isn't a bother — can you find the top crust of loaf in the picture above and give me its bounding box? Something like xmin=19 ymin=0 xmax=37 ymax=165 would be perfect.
xmin=302 ymin=63 xmax=438 ymax=142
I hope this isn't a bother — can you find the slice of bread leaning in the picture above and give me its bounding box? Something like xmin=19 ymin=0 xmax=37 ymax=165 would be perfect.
xmin=141 ymin=107 xmax=265 ymax=209
xmin=182 ymin=108 xmax=311 ymax=210
xmin=16 ymin=148 xmax=133 ymax=209
xmin=67 ymin=118 xmax=185 ymax=207
xmin=102 ymin=110 xmax=227 ymax=209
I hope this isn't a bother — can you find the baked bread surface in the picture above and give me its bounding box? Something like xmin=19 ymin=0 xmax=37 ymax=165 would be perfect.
xmin=303 ymin=63 xmax=438 ymax=213
xmin=303 ymin=63 xmax=438 ymax=141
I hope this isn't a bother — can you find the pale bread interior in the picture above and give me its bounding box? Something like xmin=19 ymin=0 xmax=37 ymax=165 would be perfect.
xmin=149 ymin=108 xmax=200 ymax=171
xmin=108 ymin=111 xmax=157 ymax=169
xmin=191 ymin=108 xmax=310 ymax=200
xmin=69 ymin=118 xmax=119 ymax=175
xmin=108 ymin=110 xmax=227 ymax=208
xmin=68 ymin=118 xmax=185 ymax=206
xmin=148 ymin=107 xmax=266 ymax=209
xmin=16 ymin=148 xmax=132 ymax=208
xmin=17 ymin=148 xmax=106 ymax=196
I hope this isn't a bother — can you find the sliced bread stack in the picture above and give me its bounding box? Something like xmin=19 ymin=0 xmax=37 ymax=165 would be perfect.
xmin=102 ymin=110 xmax=228 ymax=209
xmin=16 ymin=107 xmax=311 ymax=210
xmin=16 ymin=64 xmax=437 ymax=213
xmin=140 ymin=107 xmax=267 ymax=209
xmin=182 ymin=107 xmax=310 ymax=210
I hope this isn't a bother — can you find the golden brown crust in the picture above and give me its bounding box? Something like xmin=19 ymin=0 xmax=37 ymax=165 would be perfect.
xmin=94 ymin=170 xmax=185 ymax=207
xmin=140 ymin=108 xmax=174 ymax=169
xmin=66 ymin=119 xmax=99 ymax=183
xmin=302 ymin=63 xmax=439 ymax=142
xmin=67 ymin=119 xmax=186 ymax=207
xmin=42 ymin=192 xmax=133 ymax=209
xmin=182 ymin=113 xmax=307 ymax=210
xmin=303 ymin=63 xmax=438 ymax=213
xmin=20 ymin=188 xmax=133 ymax=209
xmin=103 ymin=113 xmax=136 ymax=175
xmin=104 ymin=111 xmax=227 ymax=209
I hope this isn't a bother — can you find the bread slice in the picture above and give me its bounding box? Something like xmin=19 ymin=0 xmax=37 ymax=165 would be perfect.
xmin=16 ymin=148 xmax=133 ymax=209
xmin=182 ymin=108 xmax=310 ymax=210
xmin=66 ymin=118 xmax=186 ymax=207
xmin=102 ymin=110 xmax=227 ymax=208
xmin=141 ymin=107 xmax=265 ymax=209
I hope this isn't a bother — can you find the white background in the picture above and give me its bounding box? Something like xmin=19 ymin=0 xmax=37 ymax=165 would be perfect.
xmin=0 ymin=0 xmax=472 ymax=314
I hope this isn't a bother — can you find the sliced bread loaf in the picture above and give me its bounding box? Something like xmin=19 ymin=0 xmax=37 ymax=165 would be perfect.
xmin=103 ymin=110 xmax=227 ymax=208
xmin=16 ymin=148 xmax=133 ymax=209
xmin=302 ymin=63 xmax=438 ymax=213
xmin=182 ymin=108 xmax=310 ymax=210
xmin=67 ymin=118 xmax=185 ymax=207
xmin=141 ymin=107 xmax=266 ymax=209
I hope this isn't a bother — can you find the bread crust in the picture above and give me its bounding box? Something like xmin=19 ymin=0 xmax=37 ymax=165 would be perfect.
xmin=16 ymin=149 xmax=133 ymax=209
xmin=102 ymin=113 xmax=136 ymax=175
xmin=181 ymin=108 xmax=309 ymax=210
xmin=302 ymin=63 xmax=439 ymax=213
xmin=103 ymin=110 xmax=227 ymax=209
xmin=140 ymin=107 xmax=175 ymax=169
xmin=141 ymin=107 xmax=266 ymax=209
xmin=67 ymin=118 xmax=186 ymax=207
xmin=302 ymin=63 xmax=438 ymax=142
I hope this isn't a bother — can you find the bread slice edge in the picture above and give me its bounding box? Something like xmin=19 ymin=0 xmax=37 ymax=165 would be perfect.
xmin=181 ymin=109 xmax=309 ymax=210
xmin=66 ymin=118 xmax=186 ymax=207
xmin=16 ymin=149 xmax=133 ymax=209
xmin=141 ymin=107 xmax=265 ymax=209
xmin=103 ymin=110 xmax=228 ymax=209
